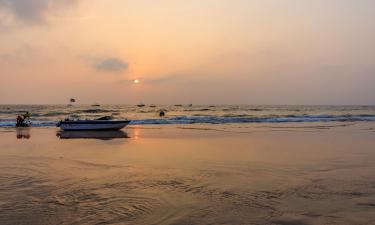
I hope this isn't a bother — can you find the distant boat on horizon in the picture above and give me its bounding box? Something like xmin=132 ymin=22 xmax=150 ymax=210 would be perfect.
xmin=68 ymin=98 xmax=76 ymax=107
xmin=137 ymin=103 xmax=146 ymax=107
xmin=150 ymin=104 xmax=156 ymax=108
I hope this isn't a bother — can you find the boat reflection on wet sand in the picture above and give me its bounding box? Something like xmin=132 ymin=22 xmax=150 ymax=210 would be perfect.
xmin=56 ymin=130 xmax=129 ymax=140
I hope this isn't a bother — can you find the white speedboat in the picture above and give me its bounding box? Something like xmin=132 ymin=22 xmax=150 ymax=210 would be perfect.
xmin=57 ymin=116 xmax=130 ymax=131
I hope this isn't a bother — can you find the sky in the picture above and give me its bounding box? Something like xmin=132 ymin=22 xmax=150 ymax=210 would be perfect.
xmin=0 ymin=0 xmax=374 ymax=105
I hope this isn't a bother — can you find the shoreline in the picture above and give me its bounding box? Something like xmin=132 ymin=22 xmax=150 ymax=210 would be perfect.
xmin=1 ymin=121 xmax=375 ymax=136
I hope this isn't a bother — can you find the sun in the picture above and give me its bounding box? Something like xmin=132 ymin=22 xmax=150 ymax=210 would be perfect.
xmin=134 ymin=79 xmax=139 ymax=84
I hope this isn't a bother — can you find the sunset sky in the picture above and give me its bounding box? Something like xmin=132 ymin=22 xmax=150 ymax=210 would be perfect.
xmin=0 ymin=0 xmax=374 ymax=104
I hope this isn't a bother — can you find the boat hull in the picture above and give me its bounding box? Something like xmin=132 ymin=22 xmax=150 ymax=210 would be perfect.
xmin=57 ymin=120 xmax=130 ymax=131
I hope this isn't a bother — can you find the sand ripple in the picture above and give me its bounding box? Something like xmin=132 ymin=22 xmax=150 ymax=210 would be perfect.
xmin=1 ymin=153 xmax=375 ymax=225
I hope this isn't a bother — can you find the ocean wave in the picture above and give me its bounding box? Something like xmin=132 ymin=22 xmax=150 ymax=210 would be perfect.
xmin=222 ymin=114 xmax=251 ymax=118
xmin=247 ymin=108 xmax=263 ymax=111
xmin=0 ymin=119 xmax=57 ymax=127
xmin=74 ymin=109 xmax=115 ymax=114
xmin=1 ymin=114 xmax=375 ymax=127
xmin=183 ymin=108 xmax=212 ymax=112
xmin=130 ymin=114 xmax=375 ymax=125
xmin=33 ymin=112 xmax=71 ymax=117
xmin=0 ymin=110 xmax=30 ymax=114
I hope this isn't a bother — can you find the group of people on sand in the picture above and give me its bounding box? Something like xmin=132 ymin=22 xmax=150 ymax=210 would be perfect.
xmin=16 ymin=111 xmax=31 ymax=127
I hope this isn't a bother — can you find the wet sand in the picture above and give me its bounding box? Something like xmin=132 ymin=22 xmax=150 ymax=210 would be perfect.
xmin=1 ymin=123 xmax=375 ymax=225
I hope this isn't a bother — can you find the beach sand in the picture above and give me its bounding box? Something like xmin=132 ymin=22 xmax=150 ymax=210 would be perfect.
xmin=1 ymin=123 xmax=375 ymax=225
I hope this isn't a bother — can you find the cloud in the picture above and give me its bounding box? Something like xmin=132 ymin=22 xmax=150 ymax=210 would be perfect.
xmin=95 ymin=58 xmax=128 ymax=72
xmin=147 ymin=74 xmax=180 ymax=84
xmin=0 ymin=0 xmax=79 ymax=26
xmin=0 ymin=44 xmax=41 ymax=65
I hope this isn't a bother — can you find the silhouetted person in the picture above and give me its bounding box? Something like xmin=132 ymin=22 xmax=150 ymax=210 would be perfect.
xmin=159 ymin=111 xmax=165 ymax=117
xmin=16 ymin=115 xmax=24 ymax=127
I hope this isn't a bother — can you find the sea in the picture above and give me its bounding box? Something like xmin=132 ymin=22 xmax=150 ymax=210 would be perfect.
xmin=1 ymin=105 xmax=375 ymax=127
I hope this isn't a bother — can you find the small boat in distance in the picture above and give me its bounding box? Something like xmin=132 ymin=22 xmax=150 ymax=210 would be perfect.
xmin=137 ymin=103 xmax=145 ymax=107
xmin=57 ymin=116 xmax=130 ymax=131
xmin=68 ymin=98 xmax=76 ymax=107
xmin=174 ymin=104 xmax=183 ymax=107
xmin=150 ymin=104 xmax=156 ymax=108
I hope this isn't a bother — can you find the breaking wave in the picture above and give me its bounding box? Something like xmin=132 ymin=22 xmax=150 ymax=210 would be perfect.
xmin=130 ymin=114 xmax=375 ymax=125
xmin=74 ymin=109 xmax=116 ymax=114
xmin=1 ymin=105 xmax=375 ymax=127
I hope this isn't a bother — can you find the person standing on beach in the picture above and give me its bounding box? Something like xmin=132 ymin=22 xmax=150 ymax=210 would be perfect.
xmin=16 ymin=115 xmax=24 ymax=127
